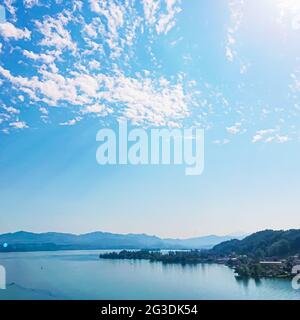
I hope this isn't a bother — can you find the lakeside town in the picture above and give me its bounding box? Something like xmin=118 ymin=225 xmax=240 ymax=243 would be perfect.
xmin=99 ymin=249 xmax=300 ymax=279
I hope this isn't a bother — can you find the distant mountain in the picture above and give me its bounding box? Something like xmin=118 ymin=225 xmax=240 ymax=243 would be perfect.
xmin=163 ymin=235 xmax=240 ymax=249
xmin=212 ymin=229 xmax=300 ymax=257
xmin=0 ymin=231 xmax=243 ymax=252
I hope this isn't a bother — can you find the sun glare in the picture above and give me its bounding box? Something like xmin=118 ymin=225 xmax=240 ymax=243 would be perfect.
xmin=277 ymin=0 xmax=300 ymax=12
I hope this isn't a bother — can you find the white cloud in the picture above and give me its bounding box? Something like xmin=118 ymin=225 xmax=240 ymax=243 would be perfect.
xmin=226 ymin=0 xmax=244 ymax=62
xmin=82 ymin=103 xmax=111 ymax=115
xmin=9 ymin=121 xmax=28 ymax=129
xmin=264 ymin=135 xmax=289 ymax=143
xmin=35 ymin=12 xmax=76 ymax=53
xmin=88 ymin=1 xmax=124 ymax=36
xmin=143 ymin=0 xmax=181 ymax=35
xmin=23 ymin=49 xmax=55 ymax=64
xmin=39 ymin=107 xmax=48 ymax=115
xmin=0 ymin=22 xmax=31 ymax=40
xmin=82 ymin=22 xmax=98 ymax=38
xmin=226 ymin=46 xmax=234 ymax=62
xmin=2 ymin=105 xmax=20 ymax=114
xmin=156 ymin=0 xmax=181 ymax=35
xmin=252 ymin=129 xmax=276 ymax=143
xmin=143 ymin=0 xmax=160 ymax=25
xmin=88 ymin=59 xmax=101 ymax=70
xmin=23 ymin=0 xmax=40 ymax=8
xmin=0 ymin=64 xmax=192 ymax=127
xmin=89 ymin=0 xmax=101 ymax=13
xmin=252 ymin=128 xmax=289 ymax=143
xmin=4 ymin=0 xmax=16 ymax=17
xmin=88 ymin=1 xmax=125 ymax=57
xmin=276 ymin=135 xmax=289 ymax=143
xmin=102 ymin=74 xmax=190 ymax=127
xmin=226 ymin=122 xmax=242 ymax=135
xmin=257 ymin=129 xmax=277 ymax=136
xmin=213 ymin=139 xmax=230 ymax=145
xmin=252 ymin=134 xmax=263 ymax=143
xmin=290 ymin=72 xmax=300 ymax=92
xmin=60 ymin=117 xmax=82 ymax=126
xmin=0 ymin=66 xmax=97 ymax=106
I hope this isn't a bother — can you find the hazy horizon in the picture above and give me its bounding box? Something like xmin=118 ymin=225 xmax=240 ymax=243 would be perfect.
xmin=0 ymin=227 xmax=294 ymax=240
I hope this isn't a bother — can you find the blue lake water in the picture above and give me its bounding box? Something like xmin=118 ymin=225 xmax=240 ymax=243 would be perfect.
xmin=0 ymin=250 xmax=299 ymax=300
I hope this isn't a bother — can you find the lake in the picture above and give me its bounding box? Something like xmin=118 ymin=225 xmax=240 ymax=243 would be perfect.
xmin=0 ymin=250 xmax=299 ymax=300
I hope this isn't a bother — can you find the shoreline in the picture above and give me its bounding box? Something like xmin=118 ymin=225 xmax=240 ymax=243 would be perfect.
xmin=99 ymin=249 xmax=298 ymax=280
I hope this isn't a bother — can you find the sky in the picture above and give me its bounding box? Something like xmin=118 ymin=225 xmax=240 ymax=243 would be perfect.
xmin=0 ymin=0 xmax=300 ymax=238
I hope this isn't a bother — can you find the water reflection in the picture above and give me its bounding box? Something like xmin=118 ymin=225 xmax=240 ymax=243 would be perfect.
xmin=235 ymin=275 xmax=250 ymax=289
xmin=235 ymin=275 xmax=263 ymax=290
xmin=0 ymin=250 xmax=299 ymax=300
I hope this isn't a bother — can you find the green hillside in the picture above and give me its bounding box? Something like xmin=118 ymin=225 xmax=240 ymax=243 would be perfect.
xmin=212 ymin=229 xmax=300 ymax=258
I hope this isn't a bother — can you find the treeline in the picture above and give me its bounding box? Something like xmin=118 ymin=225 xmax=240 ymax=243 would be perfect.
xmin=212 ymin=229 xmax=300 ymax=258
xmin=99 ymin=249 xmax=216 ymax=264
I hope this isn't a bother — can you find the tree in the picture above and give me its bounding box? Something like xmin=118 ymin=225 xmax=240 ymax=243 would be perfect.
xmin=267 ymin=239 xmax=290 ymax=257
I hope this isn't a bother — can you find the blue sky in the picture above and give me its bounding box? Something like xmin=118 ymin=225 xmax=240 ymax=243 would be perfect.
xmin=0 ymin=0 xmax=300 ymax=237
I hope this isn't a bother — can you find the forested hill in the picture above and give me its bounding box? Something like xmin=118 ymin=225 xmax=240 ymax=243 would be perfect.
xmin=212 ymin=230 xmax=300 ymax=258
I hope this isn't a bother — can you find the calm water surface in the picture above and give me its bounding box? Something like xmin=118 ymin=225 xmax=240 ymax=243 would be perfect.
xmin=0 ymin=250 xmax=299 ymax=300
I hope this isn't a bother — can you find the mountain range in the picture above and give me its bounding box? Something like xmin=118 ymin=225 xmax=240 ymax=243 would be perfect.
xmin=0 ymin=231 xmax=245 ymax=252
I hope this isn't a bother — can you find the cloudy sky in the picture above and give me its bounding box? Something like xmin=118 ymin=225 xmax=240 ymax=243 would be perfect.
xmin=0 ymin=0 xmax=300 ymax=237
